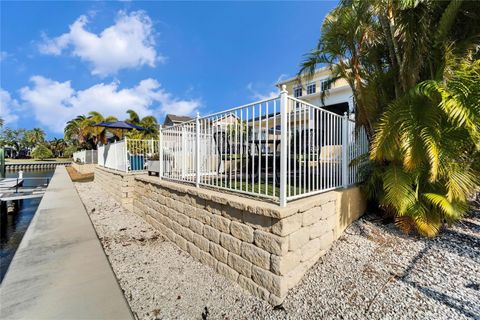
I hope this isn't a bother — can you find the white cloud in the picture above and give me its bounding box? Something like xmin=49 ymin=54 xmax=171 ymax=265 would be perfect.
xmin=0 ymin=51 xmax=9 ymax=61
xmin=246 ymin=82 xmax=279 ymax=100
xmin=246 ymin=74 xmax=288 ymax=101
xmin=19 ymin=76 xmax=200 ymax=133
xmin=39 ymin=11 xmax=163 ymax=76
xmin=0 ymin=88 xmax=20 ymax=125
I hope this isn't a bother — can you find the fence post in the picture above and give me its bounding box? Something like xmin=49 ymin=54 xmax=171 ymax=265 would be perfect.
xmin=279 ymin=85 xmax=288 ymax=207
xmin=124 ymin=137 xmax=128 ymax=173
xmin=342 ymin=112 xmax=348 ymax=188
xmin=159 ymin=129 xmax=163 ymax=180
xmin=195 ymin=112 xmax=200 ymax=188
xmin=114 ymin=140 xmax=117 ymax=171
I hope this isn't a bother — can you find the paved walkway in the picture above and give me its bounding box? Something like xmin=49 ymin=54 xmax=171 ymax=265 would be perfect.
xmin=0 ymin=166 xmax=133 ymax=320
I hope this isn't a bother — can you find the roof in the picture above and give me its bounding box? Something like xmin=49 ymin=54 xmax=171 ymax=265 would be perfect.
xmin=165 ymin=114 xmax=194 ymax=123
xmin=275 ymin=66 xmax=331 ymax=87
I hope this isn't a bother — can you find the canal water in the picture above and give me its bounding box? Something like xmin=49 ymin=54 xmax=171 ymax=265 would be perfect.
xmin=0 ymin=169 xmax=54 ymax=282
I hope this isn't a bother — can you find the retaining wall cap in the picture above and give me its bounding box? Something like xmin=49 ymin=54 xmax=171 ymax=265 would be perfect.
xmin=135 ymin=176 xmax=360 ymax=219
xmin=95 ymin=165 xmax=145 ymax=177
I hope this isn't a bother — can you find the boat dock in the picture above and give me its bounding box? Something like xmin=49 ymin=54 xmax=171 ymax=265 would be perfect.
xmin=0 ymin=176 xmax=48 ymax=212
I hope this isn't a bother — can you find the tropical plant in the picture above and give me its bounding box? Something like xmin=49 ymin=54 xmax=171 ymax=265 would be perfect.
xmin=126 ymin=109 xmax=141 ymax=125
xmin=47 ymin=138 xmax=68 ymax=157
xmin=63 ymin=145 xmax=77 ymax=158
xmin=25 ymin=128 xmax=45 ymax=148
xmin=300 ymin=0 xmax=480 ymax=236
xmin=0 ymin=128 xmax=27 ymax=153
xmin=64 ymin=115 xmax=90 ymax=147
xmin=85 ymin=111 xmax=118 ymax=145
xmin=125 ymin=109 xmax=159 ymax=139
xmin=31 ymin=144 xmax=53 ymax=160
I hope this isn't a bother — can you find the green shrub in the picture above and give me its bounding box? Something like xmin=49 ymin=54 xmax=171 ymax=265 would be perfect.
xmin=31 ymin=144 xmax=54 ymax=160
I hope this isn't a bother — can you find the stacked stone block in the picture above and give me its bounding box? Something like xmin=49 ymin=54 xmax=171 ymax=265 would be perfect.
xmin=133 ymin=176 xmax=346 ymax=305
xmin=94 ymin=166 xmax=140 ymax=210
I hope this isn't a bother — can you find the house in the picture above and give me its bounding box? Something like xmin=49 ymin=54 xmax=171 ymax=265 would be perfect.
xmin=276 ymin=66 xmax=354 ymax=116
xmin=163 ymin=114 xmax=194 ymax=127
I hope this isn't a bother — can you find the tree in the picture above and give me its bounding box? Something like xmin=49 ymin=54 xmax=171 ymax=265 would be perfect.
xmin=0 ymin=128 xmax=27 ymax=154
xmin=47 ymin=138 xmax=67 ymax=157
xmin=25 ymin=128 xmax=45 ymax=148
xmin=300 ymin=0 xmax=480 ymax=236
xmin=64 ymin=115 xmax=90 ymax=146
xmin=63 ymin=145 xmax=77 ymax=158
xmin=85 ymin=111 xmax=118 ymax=145
xmin=126 ymin=109 xmax=141 ymax=125
xmin=31 ymin=144 xmax=53 ymax=160
xmin=139 ymin=115 xmax=159 ymax=139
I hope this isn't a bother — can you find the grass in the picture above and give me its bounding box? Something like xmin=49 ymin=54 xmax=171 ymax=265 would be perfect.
xmin=213 ymin=179 xmax=305 ymax=198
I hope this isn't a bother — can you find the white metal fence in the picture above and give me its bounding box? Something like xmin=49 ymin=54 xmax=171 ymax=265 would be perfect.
xmin=160 ymin=87 xmax=369 ymax=206
xmin=97 ymin=138 xmax=160 ymax=172
xmin=73 ymin=150 xmax=97 ymax=164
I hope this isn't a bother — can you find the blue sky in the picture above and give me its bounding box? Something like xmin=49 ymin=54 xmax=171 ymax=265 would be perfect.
xmin=0 ymin=1 xmax=336 ymax=139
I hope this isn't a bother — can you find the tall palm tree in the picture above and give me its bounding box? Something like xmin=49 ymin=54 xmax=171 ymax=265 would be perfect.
xmin=64 ymin=115 xmax=90 ymax=146
xmin=139 ymin=115 xmax=159 ymax=138
xmin=125 ymin=110 xmax=159 ymax=139
xmin=25 ymin=128 xmax=46 ymax=148
xmin=300 ymin=0 xmax=480 ymax=236
xmin=126 ymin=109 xmax=140 ymax=125
xmin=86 ymin=111 xmax=118 ymax=145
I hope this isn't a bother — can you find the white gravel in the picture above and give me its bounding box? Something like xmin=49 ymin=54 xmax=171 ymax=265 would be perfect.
xmin=76 ymin=181 xmax=480 ymax=320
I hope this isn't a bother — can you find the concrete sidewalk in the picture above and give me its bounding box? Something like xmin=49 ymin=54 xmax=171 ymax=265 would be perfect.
xmin=0 ymin=166 xmax=133 ymax=320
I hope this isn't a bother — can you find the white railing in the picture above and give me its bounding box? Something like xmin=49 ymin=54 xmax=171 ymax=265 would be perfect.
xmin=73 ymin=150 xmax=97 ymax=164
xmin=97 ymin=138 xmax=160 ymax=172
xmin=97 ymin=140 xmax=127 ymax=171
xmin=160 ymin=86 xmax=369 ymax=206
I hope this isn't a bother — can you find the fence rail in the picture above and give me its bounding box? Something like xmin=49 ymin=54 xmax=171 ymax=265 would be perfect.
xmin=73 ymin=150 xmax=97 ymax=164
xmin=160 ymin=87 xmax=369 ymax=206
xmin=95 ymin=88 xmax=369 ymax=206
xmin=97 ymin=138 xmax=160 ymax=173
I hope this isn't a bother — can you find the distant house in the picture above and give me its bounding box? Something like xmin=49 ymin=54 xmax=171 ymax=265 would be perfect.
xmin=163 ymin=114 xmax=194 ymax=127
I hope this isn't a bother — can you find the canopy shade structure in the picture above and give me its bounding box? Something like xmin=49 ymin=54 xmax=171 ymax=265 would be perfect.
xmin=93 ymin=121 xmax=146 ymax=131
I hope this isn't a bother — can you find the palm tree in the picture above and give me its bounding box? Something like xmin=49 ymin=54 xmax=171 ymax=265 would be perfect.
xmin=64 ymin=115 xmax=91 ymax=147
xmin=300 ymin=0 xmax=480 ymax=236
xmin=25 ymin=128 xmax=46 ymax=148
xmin=139 ymin=115 xmax=159 ymax=139
xmin=125 ymin=110 xmax=159 ymax=139
xmin=85 ymin=111 xmax=118 ymax=145
xmin=126 ymin=109 xmax=140 ymax=125
xmin=47 ymin=138 xmax=68 ymax=157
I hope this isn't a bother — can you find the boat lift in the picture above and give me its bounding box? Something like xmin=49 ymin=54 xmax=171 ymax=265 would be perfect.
xmin=0 ymin=171 xmax=50 ymax=214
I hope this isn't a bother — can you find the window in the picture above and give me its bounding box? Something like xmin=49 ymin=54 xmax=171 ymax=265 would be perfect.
xmin=294 ymin=87 xmax=302 ymax=97
xmin=321 ymin=79 xmax=331 ymax=92
xmin=307 ymin=83 xmax=316 ymax=95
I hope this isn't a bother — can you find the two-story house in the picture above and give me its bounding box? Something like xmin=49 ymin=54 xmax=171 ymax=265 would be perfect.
xmin=276 ymin=66 xmax=354 ymax=116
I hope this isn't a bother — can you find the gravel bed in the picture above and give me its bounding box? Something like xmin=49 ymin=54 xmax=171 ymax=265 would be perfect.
xmin=76 ymin=181 xmax=479 ymax=320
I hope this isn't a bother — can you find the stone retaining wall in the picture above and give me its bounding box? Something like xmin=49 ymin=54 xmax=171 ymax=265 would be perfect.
xmin=94 ymin=166 xmax=143 ymax=211
xmin=132 ymin=176 xmax=366 ymax=305
xmin=72 ymin=162 xmax=96 ymax=174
